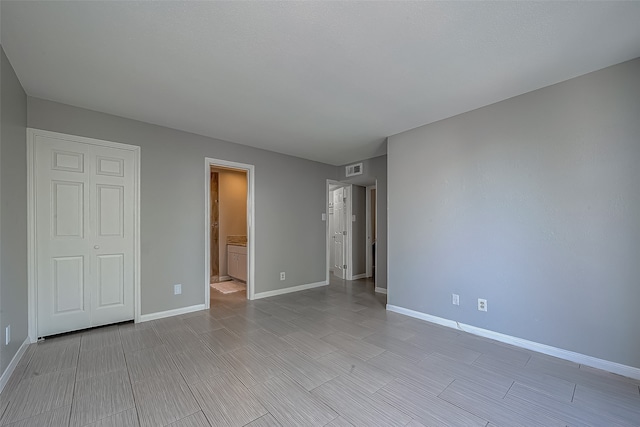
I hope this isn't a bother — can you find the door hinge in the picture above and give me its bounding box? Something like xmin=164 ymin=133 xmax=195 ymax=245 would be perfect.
xmin=343 ymin=198 xmax=347 ymax=203
xmin=343 ymin=264 xmax=347 ymax=269
xmin=342 ymin=231 xmax=347 ymax=235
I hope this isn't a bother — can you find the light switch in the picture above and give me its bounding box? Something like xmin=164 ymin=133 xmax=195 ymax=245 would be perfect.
xmin=322 ymin=213 xmax=326 ymax=221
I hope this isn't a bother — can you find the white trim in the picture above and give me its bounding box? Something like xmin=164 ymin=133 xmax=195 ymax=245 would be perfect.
xmin=138 ymin=304 xmax=206 ymax=323
xmin=216 ymin=275 xmax=232 ymax=283
xmin=325 ymin=180 xmax=333 ymax=285
xmin=205 ymin=158 xmax=255 ymax=303
xmin=27 ymin=131 xmax=37 ymax=341
xmin=365 ymin=184 xmax=376 ymax=280
xmin=351 ymin=273 xmax=367 ymax=280
xmin=347 ymin=184 xmax=353 ymax=281
xmin=0 ymin=337 xmax=31 ymax=393
xmin=27 ymin=129 xmax=141 ymax=339
xmin=375 ymin=287 xmax=388 ymax=294
xmin=253 ymin=281 xmax=328 ymax=300
xmin=386 ymin=305 xmax=640 ymax=381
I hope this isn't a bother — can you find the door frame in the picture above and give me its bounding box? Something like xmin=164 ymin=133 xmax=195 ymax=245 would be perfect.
xmin=205 ymin=158 xmax=255 ymax=303
xmin=26 ymin=128 xmax=141 ymax=342
xmin=365 ymin=183 xmax=377 ymax=283
xmin=325 ymin=180 xmax=353 ymax=283
xmin=210 ymin=171 xmax=219 ymax=283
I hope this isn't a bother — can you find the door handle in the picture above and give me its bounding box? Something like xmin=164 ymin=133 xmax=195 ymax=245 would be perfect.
xmin=94 ymin=245 xmax=100 ymax=249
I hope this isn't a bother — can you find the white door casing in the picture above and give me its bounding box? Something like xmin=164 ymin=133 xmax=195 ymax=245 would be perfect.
xmin=333 ymin=187 xmax=345 ymax=279
xmin=28 ymin=129 xmax=140 ymax=339
xmin=204 ymin=157 xmax=255 ymax=302
xmin=365 ymin=183 xmax=377 ymax=281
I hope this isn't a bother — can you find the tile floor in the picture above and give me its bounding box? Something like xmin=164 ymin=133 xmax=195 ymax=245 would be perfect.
xmin=1 ymin=277 xmax=639 ymax=426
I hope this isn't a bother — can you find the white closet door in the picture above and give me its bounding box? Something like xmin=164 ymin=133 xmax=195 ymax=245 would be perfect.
xmin=90 ymin=144 xmax=135 ymax=327
xmin=35 ymin=134 xmax=135 ymax=337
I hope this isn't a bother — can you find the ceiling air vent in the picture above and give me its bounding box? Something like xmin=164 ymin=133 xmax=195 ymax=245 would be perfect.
xmin=345 ymin=162 xmax=363 ymax=177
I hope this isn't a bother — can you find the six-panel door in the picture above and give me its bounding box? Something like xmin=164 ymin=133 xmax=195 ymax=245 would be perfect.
xmin=35 ymin=135 xmax=135 ymax=337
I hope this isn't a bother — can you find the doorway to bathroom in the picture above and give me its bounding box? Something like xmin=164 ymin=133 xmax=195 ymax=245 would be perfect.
xmin=205 ymin=158 xmax=255 ymax=306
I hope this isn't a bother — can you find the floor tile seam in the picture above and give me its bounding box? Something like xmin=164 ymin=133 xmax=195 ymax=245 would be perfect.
xmin=1 ymin=369 xmax=76 ymax=426
xmin=247 ymin=373 xmax=339 ymax=423
xmin=65 ymin=341 xmax=82 ymax=426
xmin=437 ymin=379 xmax=532 ymax=427
xmin=125 ymin=348 xmax=180 ymax=385
xmin=118 ymin=353 xmax=144 ymax=427
xmin=16 ymin=344 xmax=38 ymax=383
xmin=309 ymin=377 xmax=410 ymax=425
xmin=187 ymin=370 xmax=268 ymax=426
xmin=507 ymin=378 xmax=575 ymax=403
xmin=373 ymin=382 xmax=488 ymax=427
xmin=501 ymin=391 xmax=617 ymax=427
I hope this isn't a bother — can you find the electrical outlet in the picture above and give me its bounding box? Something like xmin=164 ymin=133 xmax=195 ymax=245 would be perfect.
xmin=174 ymin=284 xmax=182 ymax=295
xmin=5 ymin=325 xmax=10 ymax=345
xmin=280 ymin=272 xmax=285 ymax=281
xmin=452 ymin=294 xmax=459 ymax=306
xmin=478 ymin=298 xmax=487 ymax=312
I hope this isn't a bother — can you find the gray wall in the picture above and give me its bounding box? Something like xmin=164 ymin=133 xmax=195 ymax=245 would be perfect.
xmin=0 ymin=46 xmax=28 ymax=373
xmin=28 ymin=98 xmax=335 ymax=314
xmin=351 ymin=185 xmax=366 ymax=276
xmin=388 ymin=58 xmax=640 ymax=368
xmin=338 ymin=155 xmax=387 ymax=289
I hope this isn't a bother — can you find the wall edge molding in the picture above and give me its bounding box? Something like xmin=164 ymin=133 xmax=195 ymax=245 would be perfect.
xmin=0 ymin=337 xmax=31 ymax=394
xmin=375 ymin=287 xmax=388 ymax=294
xmin=253 ymin=280 xmax=328 ymax=300
xmin=386 ymin=304 xmax=640 ymax=381
xmin=138 ymin=304 xmax=206 ymax=323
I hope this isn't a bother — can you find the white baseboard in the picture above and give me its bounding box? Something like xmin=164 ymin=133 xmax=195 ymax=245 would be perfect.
xmin=217 ymin=276 xmax=232 ymax=282
xmin=351 ymin=273 xmax=367 ymax=280
xmin=253 ymin=280 xmax=328 ymax=300
xmin=0 ymin=337 xmax=31 ymax=393
xmin=138 ymin=304 xmax=206 ymax=323
xmin=375 ymin=287 xmax=388 ymax=294
xmin=386 ymin=304 xmax=640 ymax=381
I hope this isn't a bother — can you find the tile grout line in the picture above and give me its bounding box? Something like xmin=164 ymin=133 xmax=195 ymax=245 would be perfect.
xmin=119 ymin=327 xmax=144 ymax=427
xmin=67 ymin=336 xmax=83 ymax=427
xmin=502 ymin=380 xmax=516 ymax=399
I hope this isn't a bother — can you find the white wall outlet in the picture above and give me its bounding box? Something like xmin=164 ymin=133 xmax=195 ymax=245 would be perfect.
xmin=478 ymin=298 xmax=487 ymax=312
xmin=174 ymin=284 xmax=182 ymax=295
xmin=280 ymin=272 xmax=286 ymax=281
xmin=322 ymin=213 xmax=327 ymax=221
xmin=452 ymin=294 xmax=460 ymax=306
xmin=5 ymin=325 xmax=10 ymax=345
xmin=352 ymin=215 xmax=356 ymax=222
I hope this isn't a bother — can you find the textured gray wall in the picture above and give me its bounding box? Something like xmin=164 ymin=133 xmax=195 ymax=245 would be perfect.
xmin=0 ymin=46 xmax=28 ymax=373
xmin=388 ymin=58 xmax=640 ymax=368
xmin=351 ymin=185 xmax=366 ymax=276
xmin=28 ymin=98 xmax=335 ymax=314
xmin=338 ymin=155 xmax=387 ymax=288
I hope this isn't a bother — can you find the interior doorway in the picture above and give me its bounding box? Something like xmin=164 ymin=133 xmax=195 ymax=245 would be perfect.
xmin=326 ymin=178 xmax=377 ymax=287
xmin=205 ymin=158 xmax=255 ymax=306
xmin=328 ymin=183 xmax=350 ymax=280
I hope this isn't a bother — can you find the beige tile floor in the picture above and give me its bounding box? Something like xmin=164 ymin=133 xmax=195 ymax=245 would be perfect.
xmin=1 ymin=277 xmax=639 ymax=426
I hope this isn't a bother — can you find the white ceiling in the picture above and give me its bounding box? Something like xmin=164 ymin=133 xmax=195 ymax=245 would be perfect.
xmin=2 ymin=1 xmax=640 ymax=165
